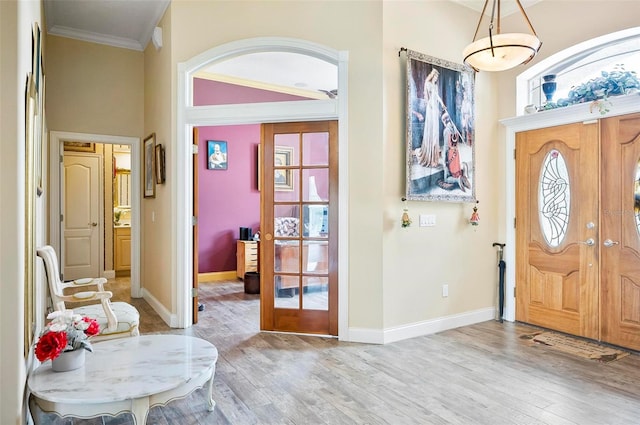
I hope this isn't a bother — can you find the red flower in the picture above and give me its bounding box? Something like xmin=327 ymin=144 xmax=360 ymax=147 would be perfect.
xmin=82 ymin=317 xmax=100 ymax=336
xmin=34 ymin=331 xmax=67 ymax=362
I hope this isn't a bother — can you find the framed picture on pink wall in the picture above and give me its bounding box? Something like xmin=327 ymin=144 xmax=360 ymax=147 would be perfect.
xmin=207 ymin=140 xmax=228 ymax=170
xmin=274 ymin=145 xmax=294 ymax=191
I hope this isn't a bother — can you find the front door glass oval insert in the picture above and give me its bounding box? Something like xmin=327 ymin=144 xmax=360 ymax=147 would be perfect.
xmin=539 ymin=149 xmax=570 ymax=247
xmin=635 ymin=157 xmax=640 ymax=234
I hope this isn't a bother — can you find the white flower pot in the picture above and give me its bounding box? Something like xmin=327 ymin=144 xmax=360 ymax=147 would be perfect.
xmin=51 ymin=349 xmax=85 ymax=372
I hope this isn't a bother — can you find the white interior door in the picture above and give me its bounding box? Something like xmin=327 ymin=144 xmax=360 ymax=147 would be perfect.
xmin=63 ymin=154 xmax=101 ymax=280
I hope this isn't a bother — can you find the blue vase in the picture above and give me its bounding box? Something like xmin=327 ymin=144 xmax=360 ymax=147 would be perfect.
xmin=542 ymin=74 xmax=557 ymax=102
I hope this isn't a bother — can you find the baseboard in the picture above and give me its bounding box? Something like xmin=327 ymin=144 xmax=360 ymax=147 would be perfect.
xmin=142 ymin=287 xmax=177 ymax=327
xmin=103 ymin=270 xmax=115 ymax=279
xmin=199 ymin=271 xmax=237 ymax=282
xmin=345 ymin=327 xmax=385 ymax=344
xmin=347 ymin=307 xmax=496 ymax=345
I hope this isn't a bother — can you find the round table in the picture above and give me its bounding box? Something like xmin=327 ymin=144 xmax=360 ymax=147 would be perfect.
xmin=28 ymin=335 xmax=218 ymax=424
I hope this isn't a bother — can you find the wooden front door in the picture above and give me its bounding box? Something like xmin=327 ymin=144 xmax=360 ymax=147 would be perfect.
xmin=600 ymin=113 xmax=640 ymax=351
xmin=515 ymin=122 xmax=600 ymax=339
xmin=260 ymin=121 xmax=338 ymax=335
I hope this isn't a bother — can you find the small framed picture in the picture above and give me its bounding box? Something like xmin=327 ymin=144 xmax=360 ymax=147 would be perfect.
xmin=155 ymin=144 xmax=166 ymax=184
xmin=274 ymin=145 xmax=294 ymax=191
xmin=207 ymin=140 xmax=228 ymax=170
xmin=143 ymin=133 xmax=156 ymax=198
xmin=63 ymin=141 xmax=95 ymax=153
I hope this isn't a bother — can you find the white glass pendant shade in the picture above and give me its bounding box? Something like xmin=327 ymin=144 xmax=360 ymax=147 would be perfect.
xmin=464 ymin=33 xmax=541 ymax=72
xmin=463 ymin=0 xmax=542 ymax=72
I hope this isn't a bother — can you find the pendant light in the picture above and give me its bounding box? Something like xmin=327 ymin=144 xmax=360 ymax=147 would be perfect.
xmin=463 ymin=0 xmax=542 ymax=72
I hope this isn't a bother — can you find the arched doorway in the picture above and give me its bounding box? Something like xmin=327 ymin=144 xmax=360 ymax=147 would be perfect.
xmin=174 ymin=37 xmax=349 ymax=339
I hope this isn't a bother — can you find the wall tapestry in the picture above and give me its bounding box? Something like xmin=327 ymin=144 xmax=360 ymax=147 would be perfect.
xmin=405 ymin=49 xmax=476 ymax=202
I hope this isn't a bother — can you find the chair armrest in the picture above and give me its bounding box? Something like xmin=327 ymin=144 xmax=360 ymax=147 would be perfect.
xmin=57 ymin=291 xmax=118 ymax=332
xmin=61 ymin=277 xmax=108 ymax=292
xmin=58 ymin=291 xmax=113 ymax=303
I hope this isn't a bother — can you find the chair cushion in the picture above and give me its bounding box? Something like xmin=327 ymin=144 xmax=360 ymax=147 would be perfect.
xmin=74 ymin=302 xmax=140 ymax=336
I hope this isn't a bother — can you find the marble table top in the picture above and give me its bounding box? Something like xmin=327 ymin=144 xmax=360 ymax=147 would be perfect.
xmin=28 ymin=335 xmax=218 ymax=404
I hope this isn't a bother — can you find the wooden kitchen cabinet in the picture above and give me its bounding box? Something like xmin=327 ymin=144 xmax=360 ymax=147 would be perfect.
xmin=114 ymin=226 xmax=131 ymax=274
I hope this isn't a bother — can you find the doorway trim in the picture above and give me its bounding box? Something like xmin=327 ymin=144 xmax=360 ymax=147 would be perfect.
xmin=175 ymin=37 xmax=349 ymax=339
xmin=49 ymin=131 xmax=142 ymax=298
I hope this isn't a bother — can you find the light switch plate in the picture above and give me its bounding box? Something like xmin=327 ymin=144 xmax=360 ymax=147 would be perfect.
xmin=419 ymin=214 xmax=436 ymax=227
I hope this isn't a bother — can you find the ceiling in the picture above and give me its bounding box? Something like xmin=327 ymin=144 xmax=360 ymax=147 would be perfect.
xmin=44 ymin=0 xmax=170 ymax=51
xmin=43 ymin=0 xmax=542 ymax=96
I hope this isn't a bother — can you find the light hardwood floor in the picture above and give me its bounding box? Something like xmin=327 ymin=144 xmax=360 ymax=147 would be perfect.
xmin=34 ymin=279 xmax=640 ymax=425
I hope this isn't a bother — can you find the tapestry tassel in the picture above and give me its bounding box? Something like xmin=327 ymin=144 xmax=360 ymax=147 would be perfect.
xmin=401 ymin=197 xmax=412 ymax=228
xmin=469 ymin=200 xmax=480 ymax=226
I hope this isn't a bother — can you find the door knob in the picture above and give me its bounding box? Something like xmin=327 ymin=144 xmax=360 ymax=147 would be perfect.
xmin=89 ymin=222 xmax=98 ymax=227
xmin=578 ymin=238 xmax=595 ymax=246
xmin=603 ymin=239 xmax=619 ymax=247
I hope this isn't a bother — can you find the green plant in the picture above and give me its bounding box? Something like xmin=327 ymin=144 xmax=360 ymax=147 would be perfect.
xmin=546 ymin=65 xmax=640 ymax=113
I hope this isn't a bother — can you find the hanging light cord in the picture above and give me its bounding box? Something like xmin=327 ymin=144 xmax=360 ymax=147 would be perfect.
xmin=488 ymin=0 xmax=497 ymax=57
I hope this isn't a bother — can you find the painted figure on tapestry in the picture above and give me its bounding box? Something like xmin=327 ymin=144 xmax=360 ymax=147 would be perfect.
xmin=417 ymin=68 xmax=442 ymax=168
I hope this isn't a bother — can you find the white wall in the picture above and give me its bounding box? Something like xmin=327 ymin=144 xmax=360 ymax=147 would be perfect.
xmin=380 ymin=1 xmax=499 ymax=340
xmin=1 ymin=1 xmax=44 ymax=422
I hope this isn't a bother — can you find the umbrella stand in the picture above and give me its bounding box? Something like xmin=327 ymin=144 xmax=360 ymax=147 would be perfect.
xmin=492 ymin=242 xmax=506 ymax=323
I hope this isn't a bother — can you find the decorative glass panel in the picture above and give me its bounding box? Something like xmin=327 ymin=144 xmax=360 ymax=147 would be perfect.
xmin=635 ymin=158 xmax=640 ymax=234
xmin=523 ymin=31 xmax=640 ymax=111
xmin=539 ymin=149 xmax=570 ymax=247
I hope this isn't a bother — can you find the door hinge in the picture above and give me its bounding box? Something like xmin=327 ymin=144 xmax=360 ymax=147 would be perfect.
xmin=513 ymin=148 xmax=516 ymax=160
xmin=192 ymin=216 xmax=198 ymax=226
xmin=60 ymin=214 xmax=64 ymax=222
xmin=191 ymin=288 xmax=198 ymax=297
xmin=192 ymin=144 xmax=199 ymax=154
xmin=513 ymin=286 xmax=517 ymax=298
xmin=60 ymin=154 xmax=64 ymax=163
xmin=514 ymin=217 xmax=516 ymax=228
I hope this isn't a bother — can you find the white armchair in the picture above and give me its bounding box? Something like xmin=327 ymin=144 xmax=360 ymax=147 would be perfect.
xmin=37 ymin=245 xmax=140 ymax=341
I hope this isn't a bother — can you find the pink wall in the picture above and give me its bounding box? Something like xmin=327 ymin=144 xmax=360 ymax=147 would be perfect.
xmin=197 ymin=125 xmax=260 ymax=273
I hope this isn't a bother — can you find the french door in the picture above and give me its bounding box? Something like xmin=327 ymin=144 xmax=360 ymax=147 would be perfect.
xmin=260 ymin=121 xmax=338 ymax=335
xmin=516 ymin=114 xmax=640 ymax=351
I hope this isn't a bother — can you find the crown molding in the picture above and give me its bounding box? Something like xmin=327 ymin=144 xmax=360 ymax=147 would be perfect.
xmin=48 ymin=25 xmax=144 ymax=51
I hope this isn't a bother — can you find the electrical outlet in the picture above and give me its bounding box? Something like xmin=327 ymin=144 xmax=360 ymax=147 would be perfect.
xmin=442 ymin=284 xmax=449 ymax=297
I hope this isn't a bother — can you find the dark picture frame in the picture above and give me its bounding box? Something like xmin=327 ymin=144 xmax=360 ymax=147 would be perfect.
xmin=63 ymin=141 xmax=95 ymax=153
xmin=143 ymin=133 xmax=156 ymax=198
xmin=274 ymin=145 xmax=294 ymax=191
xmin=155 ymin=143 xmax=166 ymax=184
xmin=207 ymin=140 xmax=228 ymax=170
xmin=405 ymin=49 xmax=476 ymax=202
